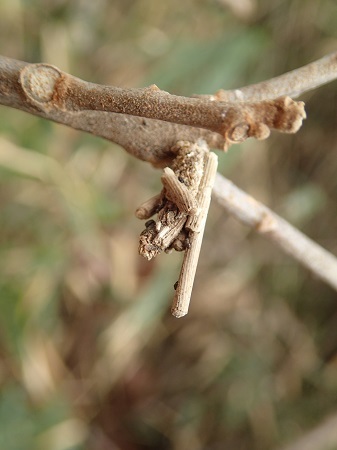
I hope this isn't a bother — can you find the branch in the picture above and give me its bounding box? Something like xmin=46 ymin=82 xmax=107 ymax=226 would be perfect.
xmin=0 ymin=56 xmax=223 ymax=167
xmin=213 ymin=173 xmax=337 ymax=292
xmin=0 ymin=55 xmax=305 ymax=166
xmin=204 ymin=51 xmax=337 ymax=102
xmin=1 ymin=54 xmax=336 ymax=299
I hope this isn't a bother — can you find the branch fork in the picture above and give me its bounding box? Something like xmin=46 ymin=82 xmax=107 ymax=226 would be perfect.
xmin=1 ymin=53 xmax=337 ymax=317
xmin=1 ymin=55 xmax=305 ymax=166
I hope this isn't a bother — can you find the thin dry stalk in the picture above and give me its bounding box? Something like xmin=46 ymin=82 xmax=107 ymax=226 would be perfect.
xmin=135 ymin=194 xmax=163 ymax=220
xmin=172 ymin=150 xmax=218 ymax=318
xmin=213 ymin=173 xmax=337 ymax=292
xmin=161 ymin=167 xmax=197 ymax=214
xmin=137 ymin=141 xmax=218 ymax=317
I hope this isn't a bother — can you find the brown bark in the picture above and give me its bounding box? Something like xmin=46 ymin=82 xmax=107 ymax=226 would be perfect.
xmin=0 ymin=55 xmax=305 ymax=166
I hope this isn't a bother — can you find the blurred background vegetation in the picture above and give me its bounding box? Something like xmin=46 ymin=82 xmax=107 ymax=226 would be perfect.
xmin=0 ymin=1 xmax=337 ymax=449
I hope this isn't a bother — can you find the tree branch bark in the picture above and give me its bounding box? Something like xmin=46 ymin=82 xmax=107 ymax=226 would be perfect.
xmin=0 ymin=55 xmax=305 ymax=166
xmin=1 ymin=53 xmax=337 ymax=295
xmin=204 ymin=51 xmax=337 ymax=102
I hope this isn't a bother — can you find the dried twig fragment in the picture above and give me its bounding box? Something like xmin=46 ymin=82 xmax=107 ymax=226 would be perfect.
xmin=171 ymin=147 xmax=218 ymax=318
xmin=138 ymin=141 xmax=205 ymax=261
xmin=161 ymin=167 xmax=197 ymax=214
xmin=138 ymin=202 xmax=187 ymax=261
xmin=135 ymin=194 xmax=163 ymax=220
xmin=137 ymin=140 xmax=218 ymax=317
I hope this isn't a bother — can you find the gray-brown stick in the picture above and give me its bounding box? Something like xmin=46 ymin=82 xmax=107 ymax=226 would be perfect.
xmin=213 ymin=173 xmax=337 ymax=292
xmin=202 ymin=51 xmax=337 ymax=102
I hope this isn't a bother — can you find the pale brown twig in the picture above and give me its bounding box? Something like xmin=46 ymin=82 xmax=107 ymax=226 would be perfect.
xmin=212 ymin=173 xmax=337 ymax=292
xmin=161 ymin=167 xmax=199 ymax=217
xmin=135 ymin=194 xmax=163 ymax=220
xmin=172 ymin=145 xmax=218 ymax=317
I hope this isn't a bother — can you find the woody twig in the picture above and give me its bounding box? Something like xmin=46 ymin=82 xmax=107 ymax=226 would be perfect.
xmin=0 ymin=55 xmax=305 ymax=166
xmin=213 ymin=173 xmax=337 ymax=292
xmin=197 ymin=51 xmax=337 ymax=102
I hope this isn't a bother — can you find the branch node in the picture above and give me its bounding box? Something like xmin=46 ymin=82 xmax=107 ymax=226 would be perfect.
xmin=20 ymin=63 xmax=62 ymax=104
xmin=256 ymin=213 xmax=277 ymax=233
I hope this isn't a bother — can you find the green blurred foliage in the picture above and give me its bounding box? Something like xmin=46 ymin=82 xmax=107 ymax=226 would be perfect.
xmin=0 ymin=1 xmax=337 ymax=449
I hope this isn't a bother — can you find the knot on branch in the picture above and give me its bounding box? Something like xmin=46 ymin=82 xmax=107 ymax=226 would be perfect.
xmin=224 ymin=96 xmax=306 ymax=146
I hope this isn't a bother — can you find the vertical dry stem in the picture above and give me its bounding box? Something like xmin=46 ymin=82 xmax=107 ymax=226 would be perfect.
xmin=171 ymin=150 xmax=218 ymax=318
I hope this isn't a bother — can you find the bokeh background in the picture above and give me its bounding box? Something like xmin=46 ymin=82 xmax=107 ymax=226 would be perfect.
xmin=0 ymin=1 xmax=337 ymax=449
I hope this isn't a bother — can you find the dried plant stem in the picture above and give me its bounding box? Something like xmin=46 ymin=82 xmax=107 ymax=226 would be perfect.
xmin=213 ymin=173 xmax=337 ymax=292
xmin=136 ymin=141 xmax=218 ymax=317
xmin=161 ymin=167 xmax=197 ymax=214
xmin=135 ymin=194 xmax=163 ymax=220
xmin=172 ymin=151 xmax=218 ymax=318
